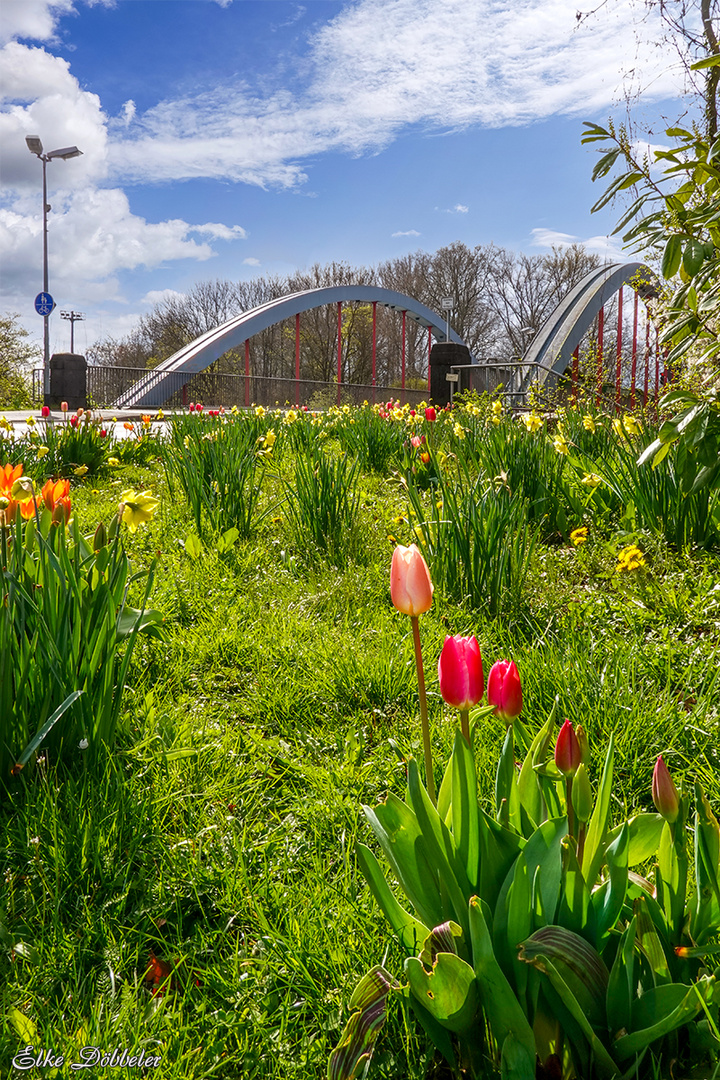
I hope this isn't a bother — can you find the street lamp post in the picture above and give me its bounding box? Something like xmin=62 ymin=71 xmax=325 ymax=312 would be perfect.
xmin=26 ymin=136 xmax=83 ymax=402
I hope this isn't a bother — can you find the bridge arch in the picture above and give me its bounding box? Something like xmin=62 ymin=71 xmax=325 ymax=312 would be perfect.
xmin=520 ymin=260 xmax=656 ymax=396
xmin=113 ymin=285 xmax=470 ymax=409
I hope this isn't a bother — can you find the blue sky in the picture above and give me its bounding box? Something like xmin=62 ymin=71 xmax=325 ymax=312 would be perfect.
xmin=0 ymin=0 xmax=692 ymax=357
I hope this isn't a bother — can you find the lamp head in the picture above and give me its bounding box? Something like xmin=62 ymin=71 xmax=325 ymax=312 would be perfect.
xmin=26 ymin=135 xmax=44 ymax=156
xmin=47 ymin=146 xmax=83 ymax=161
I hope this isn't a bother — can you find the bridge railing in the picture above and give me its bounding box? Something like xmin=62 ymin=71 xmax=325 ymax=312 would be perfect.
xmin=80 ymin=367 xmax=430 ymax=411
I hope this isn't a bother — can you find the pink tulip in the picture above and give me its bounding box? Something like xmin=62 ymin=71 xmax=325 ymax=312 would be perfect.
xmin=555 ymin=719 xmax=581 ymax=777
xmin=41 ymin=405 xmax=50 ymax=418
xmin=60 ymin=401 xmax=68 ymax=413
xmin=189 ymin=403 xmax=196 ymax=412
xmin=438 ymin=635 xmax=484 ymax=711
xmin=486 ymin=660 xmax=522 ymax=723
xmin=425 ymin=406 xmax=436 ymax=422
xmin=390 ymin=544 xmax=433 ymax=617
xmin=196 ymin=403 xmax=204 ymax=412
xmin=70 ymin=415 xmax=78 ymax=428
xmin=652 ymin=755 xmax=679 ymax=823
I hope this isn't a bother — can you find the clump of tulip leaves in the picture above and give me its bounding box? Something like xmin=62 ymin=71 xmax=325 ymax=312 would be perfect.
xmin=329 ymin=685 xmax=720 ymax=1078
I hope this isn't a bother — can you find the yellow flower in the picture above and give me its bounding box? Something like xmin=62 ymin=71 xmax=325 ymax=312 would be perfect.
xmin=453 ymin=423 xmax=466 ymax=439
xmin=284 ymin=410 xmax=298 ymax=424
xmin=183 ymin=435 xmax=191 ymax=448
xmin=255 ymin=405 xmax=266 ymax=418
xmin=11 ymin=477 xmax=35 ymax=504
xmin=616 ymin=544 xmax=646 ymax=573
xmin=552 ymin=434 xmax=569 ymax=456
xmin=521 ymin=412 xmax=542 ymax=433
xmin=73 ymin=465 xmax=89 ymax=477
xmin=107 ymin=457 xmax=120 ymax=467
xmin=119 ymin=489 xmax=159 ymax=532
xmin=156 ymin=409 xmax=165 ymax=420
xmin=491 ymin=399 xmax=503 ymax=416
xmin=0 ymin=416 xmax=13 ymax=432
xmin=580 ymin=472 xmax=602 ymax=488
xmin=25 ymin=415 xmax=36 ymax=427
xmin=582 ymin=415 xmax=596 ymax=433
xmin=612 ymin=418 xmax=624 ymax=438
xmin=37 ymin=445 xmax=49 ymax=459
xmin=570 ymin=526 xmax=588 ymax=546
xmin=623 ymin=414 xmax=640 ymax=436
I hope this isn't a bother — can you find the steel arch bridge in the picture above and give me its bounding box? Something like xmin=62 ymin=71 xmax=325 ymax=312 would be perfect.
xmin=112 ymin=285 xmax=469 ymax=410
xmin=110 ymin=262 xmax=658 ymax=410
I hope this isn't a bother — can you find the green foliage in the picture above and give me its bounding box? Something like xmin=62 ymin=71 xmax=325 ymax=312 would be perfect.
xmin=332 ymin=711 xmax=720 ymax=1079
xmin=0 ymin=313 xmax=36 ymax=409
xmin=284 ymin=444 xmax=362 ymax=564
xmin=159 ymin=411 xmax=273 ymax=540
xmin=0 ymin=506 xmax=164 ymax=784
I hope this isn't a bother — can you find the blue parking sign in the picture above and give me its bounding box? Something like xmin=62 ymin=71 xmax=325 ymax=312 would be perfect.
xmin=34 ymin=292 xmax=55 ymax=316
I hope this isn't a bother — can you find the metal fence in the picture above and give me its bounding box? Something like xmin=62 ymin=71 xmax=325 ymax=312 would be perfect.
xmin=79 ymin=367 xmax=430 ymax=410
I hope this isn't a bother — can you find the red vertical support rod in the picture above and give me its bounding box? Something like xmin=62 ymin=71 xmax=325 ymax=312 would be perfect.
xmin=630 ymin=290 xmax=639 ymax=410
xmin=295 ymin=312 xmax=301 ymax=408
xmin=372 ymin=301 xmax=377 ymax=404
xmin=401 ymin=310 xmax=406 ymax=397
xmin=596 ymin=306 xmax=604 ymax=405
xmin=244 ymin=339 xmax=250 ymax=408
xmin=654 ymin=327 xmax=660 ymax=408
xmin=428 ymin=327 xmax=432 ymax=394
xmin=337 ymin=301 xmax=342 ymax=406
xmin=615 ymin=286 xmax=623 ymax=413
xmin=643 ymin=307 xmax=650 ymax=407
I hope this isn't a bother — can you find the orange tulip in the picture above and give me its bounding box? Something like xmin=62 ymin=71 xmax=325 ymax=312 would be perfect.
xmin=390 ymin=544 xmax=433 ymax=617
xmin=41 ymin=478 xmax=72 ymax=523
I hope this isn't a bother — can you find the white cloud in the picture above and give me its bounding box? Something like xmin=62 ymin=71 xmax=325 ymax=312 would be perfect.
xmin=191 ymin=222 xmax=247 ymax=241
xmin=101 ymin=0 xmax=685 ymax=188
xmin=392 ymin=229 xmax=421 ymax=238
xmin=530 ymin=227 xmax=624 ymax=259
xmin=438 ymin=203 xmax=469 ymax=213
xmin=142 ymin=289 xmax=187 ymax=306
xmin=243 ymin=257 xmax=261 ymax=266
xmin=0 ymin=1 xmax=78 ymax=47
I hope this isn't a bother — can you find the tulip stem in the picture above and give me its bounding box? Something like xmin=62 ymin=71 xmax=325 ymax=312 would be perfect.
xmin=411 ymin=615 xmax=436 ymax=805
xmin=566 ymin=777 xmax=575 ymax=838
xmin=460 ymin=709 xmax=470 ymax=744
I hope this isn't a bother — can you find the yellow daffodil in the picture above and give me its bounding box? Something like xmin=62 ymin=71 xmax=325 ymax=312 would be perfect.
xmin=156 ymin=409 xmax=165 ymax=420
xmin=284 ymin=410 xmax=298 ymax=424
xmin=521 ymin=412 xmax=542 ymax=433
xmin=11 ymin=477 xmax=35 ymax=504
xmin=580 ymin=472 xmax=602 ymax=488
xmin=0 ymin=416 xmax=13 ymax=432
xmin=108 ymin=457 xmax=120 ymax=467
xmin=37 ymin=445 xmax=49 ymax=459
xmin=73 ymin=465 xmax=89 ymax=477
xmin=623 ymin=414 xmax=640 ymax=436
xmin=491 ymin=399 xmax=503 ymax=416
xmin=119 ymin=489 xmax=159 ymax=532
xmin=25 ymin=415 xmax=36 ymax=427
xmin=552 ymin=434 xmax=569 ymax=456
xmin=453 ymin=423 xmax=466 ymax=439
xmin=582 ymin=415 xmax=596 ymax=433
xmin=570 ymin=526 xmax=588 ymax=546
xmin=254 ymin=405 xmax=266 ymax=418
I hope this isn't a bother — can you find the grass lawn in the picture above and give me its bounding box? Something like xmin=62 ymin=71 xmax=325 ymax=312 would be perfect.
xmin=1 ymin=402 xmax=719 ymax=1078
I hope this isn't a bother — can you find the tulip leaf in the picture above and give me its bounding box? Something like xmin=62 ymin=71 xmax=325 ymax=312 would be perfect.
xmin=592 ymin=821 xmax=629 ymax=944
xmin=116 ymin=606 xmax=166 ymax=639
xmin=15 ymin=690 xmax=84 ymax=771
xmin=328 ymin=966 xmax=400 ymax=1080
xmin=607 ymin=813 xmax=664 ymax=865
xmin=606 ymin=916 xmax=636 ymax=1038
xmin=478 ymin=806 xmax=525 ymax=913
xmin=495 ymin=726 xmax=520 ymax=830
xmin=582 ymin=733 xmax=615 ymax=889
xmin=363 ymin=794 xmax=445 ymax=930
xmin=437 ymin=749 xmax=454 ymax=826
xmin=558 ymin=836 xmax=595 ymax=942
xmin=523 ymin=954 xmax=619 ymax=1077
xmin=691 ymin=782 xmax=720 ymax=944
xmin=451 ymin=731 xmax=481 ymax=889
xmin=657 ymin=818 xmax=689 ymax=940
xmin=407 ymin=758 xmax=473 ymax=933
xmin=468 ymin=897 xmax=536 ymax=1061
xmin=613 ymin=979 xmax=714 ymax=1060
xmin=518 ymin=925 xmax=609 ymax=1033
xmin=516 ymin=711 xmax=554 ymax=832
xmin=504 ymin=855 xmax=532 ymax=1000
xmin=405 ymin=952 xmax=478 ymax=1035
xmin=635 ymin=895 xmax=672 ymax=986
xmin=355 ymin=843 xmax=430 ymax=954
xmin=500 ymin=1032 xmax=536 ymax=1080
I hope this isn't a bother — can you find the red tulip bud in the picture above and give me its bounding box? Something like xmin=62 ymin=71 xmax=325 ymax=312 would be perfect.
xmin=390 ymin=543 xmax=433 ymax=617
xmin=652 ymin=755 xmax=679 ymax=823
xmin=555 ymin=719 xmax=581 ymax=777
xmin=438 ymin=635 xmax=484 ymax=711
xmin=41 ymin=405 xmax=50 ymax=418
xmin=425 ymin=406 xmax=436 ymax=422
xmin=486 ymin=660 xmax=522 ymax=723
